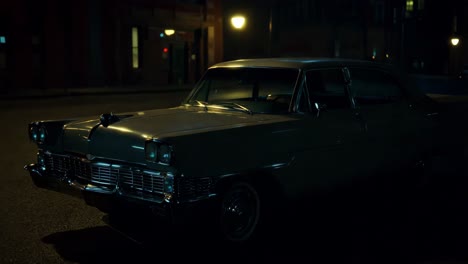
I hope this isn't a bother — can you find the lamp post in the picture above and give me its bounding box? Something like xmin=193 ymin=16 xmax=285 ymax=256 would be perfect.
xmin=451 ymin=37 xmax=460 ymax=46
xmin=449 ymin=35 xmax=462 ymax=76
xmin=164 ymin=29 xmax=175 ymax=36
xmin=230 ymin=15 xmax=246 ymax=58
xmin=231 ymin=15 xmax=246 ymax=30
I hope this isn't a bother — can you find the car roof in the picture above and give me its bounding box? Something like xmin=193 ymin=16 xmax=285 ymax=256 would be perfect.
xmin=207 ymin=57 xmax=430 ymax=101
xmin=209 ymin=57 xmax=391 ymax=70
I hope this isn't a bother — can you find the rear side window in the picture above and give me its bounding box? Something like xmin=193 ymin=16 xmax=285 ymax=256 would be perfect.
xmin=349 ymin=68 xmax=403 ymax=105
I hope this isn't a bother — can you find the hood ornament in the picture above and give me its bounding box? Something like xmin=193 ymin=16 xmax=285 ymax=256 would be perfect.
xmin=100 ymin=113 xmax=120 ymax=128
xmin=87 ymin=113 xmax=133 ymax=140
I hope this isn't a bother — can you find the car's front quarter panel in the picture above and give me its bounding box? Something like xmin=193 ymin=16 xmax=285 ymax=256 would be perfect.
xmin=165 ymin=118 xmax=297 ymax=179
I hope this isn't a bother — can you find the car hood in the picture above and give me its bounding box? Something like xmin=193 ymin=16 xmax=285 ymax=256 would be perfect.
xmin=62 ymin=106 xmax=295 ymax=163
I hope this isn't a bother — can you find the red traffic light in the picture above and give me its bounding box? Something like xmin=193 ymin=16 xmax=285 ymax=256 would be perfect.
xmin=163 ymin=47 xmax=169 ymax=53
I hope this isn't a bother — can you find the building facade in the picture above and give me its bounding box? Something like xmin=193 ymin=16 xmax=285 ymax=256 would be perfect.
xmin=223 ymin=0 xmax=467 ymax=76
xmin=403 ymin=0 xmax=467 ymax=75
xmin=0 ymin=0 xmax=223 ymax=92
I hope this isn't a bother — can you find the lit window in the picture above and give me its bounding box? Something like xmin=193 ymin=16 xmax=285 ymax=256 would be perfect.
xmin=0 ymin=36 xmax=5 ymax=44
xmin=406 ymin=0 xmax=414 ymax=12
xmin=132 ymin=27 xmax=139 ymax=69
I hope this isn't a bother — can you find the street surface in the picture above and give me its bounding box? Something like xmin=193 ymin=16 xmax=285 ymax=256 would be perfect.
xmin=1 ymin=91 xmax=468 ymax=263
xmin=0 ymin=92 xmax=190 ymax=263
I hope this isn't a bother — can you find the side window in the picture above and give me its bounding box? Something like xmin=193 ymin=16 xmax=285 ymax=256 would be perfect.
xmin=350 ymin=68 xmax=403 ymax=105
xmin=305 ymin=69 xmax=348 ymax=109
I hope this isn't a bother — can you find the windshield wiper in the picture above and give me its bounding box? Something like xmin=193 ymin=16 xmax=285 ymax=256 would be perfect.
xmin=216 ymin=101 xmax=253 ymax=115
xmin=190 ymin=100 xmax=253 ymax=115
xmin=193 ymin=100 xmax=208 ymax=111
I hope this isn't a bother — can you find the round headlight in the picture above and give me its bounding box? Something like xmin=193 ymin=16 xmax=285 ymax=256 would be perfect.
xmin=158 ymin=144 xmax=172 ymax=164
xmin=145 ymin=141 xmax=157 ymax=162
xmin=38 ymin=126 xmax=46 ymax=143
xmin=30 ymin=126 xmax=39 ymax=142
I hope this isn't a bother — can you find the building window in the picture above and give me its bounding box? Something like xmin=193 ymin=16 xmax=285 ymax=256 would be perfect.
xmin=406 ymin=0 xmax=414 ymax=12
xmin=132 ymin=27 xmax=139 ymax=69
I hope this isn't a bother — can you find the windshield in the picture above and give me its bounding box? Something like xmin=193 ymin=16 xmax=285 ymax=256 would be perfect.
xmin=187 ymin=67 xmax=300 ymax=114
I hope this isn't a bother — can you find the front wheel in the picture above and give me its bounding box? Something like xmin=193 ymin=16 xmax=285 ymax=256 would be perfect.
xmin=219 ymin=182 xmax=261 ymax=243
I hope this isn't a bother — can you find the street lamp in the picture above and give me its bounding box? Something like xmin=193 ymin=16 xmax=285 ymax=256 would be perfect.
xmin=451 ymin=37 xmax=460 ymax=46
xmin=164 ymin=29 xmax=175 ymax=36
xmin=231 ymin=15 xmax=246 ymax=30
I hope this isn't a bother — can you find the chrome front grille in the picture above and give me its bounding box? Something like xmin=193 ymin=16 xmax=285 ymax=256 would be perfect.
xmin=45 ymin=153 xmax=92 ymax=177
xmin=44 ymin=153 xmax=92 ymax=179
xmin=40 ymin=152 xmax=215 ymax=203
xmin=119 ymin=170 xmax=165 ymax=194
xmin=89 ymin=164 xmax=119 ymax=185
xmin=42 ymin=153 xmax=165 ymax=194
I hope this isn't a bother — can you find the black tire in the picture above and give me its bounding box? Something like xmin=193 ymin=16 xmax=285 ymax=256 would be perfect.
xmin=218 ymin=181 xmax=261 ymax=243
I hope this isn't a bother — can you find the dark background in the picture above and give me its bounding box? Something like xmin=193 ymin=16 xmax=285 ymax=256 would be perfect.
xmin=0 ymin=0 xmax=467 ymax=93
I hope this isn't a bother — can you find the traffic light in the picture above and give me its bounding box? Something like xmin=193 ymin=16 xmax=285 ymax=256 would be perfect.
xmin=162 ymin=47 xmax=169 ymax=59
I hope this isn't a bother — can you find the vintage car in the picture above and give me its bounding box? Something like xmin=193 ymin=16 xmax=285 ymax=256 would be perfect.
xmin=25 ymin=58 xmax=456 ymax=243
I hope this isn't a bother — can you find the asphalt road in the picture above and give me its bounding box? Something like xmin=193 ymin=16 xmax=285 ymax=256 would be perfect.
xmin=0 ymin=92 xmax=190 ymax=264
xmin=1 ymin=91 xmax=468 ymax=263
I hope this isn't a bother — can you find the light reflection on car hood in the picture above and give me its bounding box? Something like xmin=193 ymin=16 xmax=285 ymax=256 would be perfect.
xmin=61 ymin=106 xmax=297 ymax=162
xmin=104 ymin=106 xmax=295 ymax=139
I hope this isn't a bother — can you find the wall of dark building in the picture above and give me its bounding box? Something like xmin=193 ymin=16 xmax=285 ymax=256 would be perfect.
xmin=223 ymin=0 xmax=468 ymax=76
xmin=0 ymin=0 xmax=223 ymax=92
xmin=403 ymin=0 xmax=467 ymax=75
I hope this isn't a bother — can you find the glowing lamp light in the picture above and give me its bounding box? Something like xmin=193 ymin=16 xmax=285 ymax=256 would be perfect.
xmin=451 ymin=38 xmax=460 ymax=46
xmin=231 ymin=15 xmax=246 ymax=29
xmin=164 ymin=29 xmax=175 ymax=36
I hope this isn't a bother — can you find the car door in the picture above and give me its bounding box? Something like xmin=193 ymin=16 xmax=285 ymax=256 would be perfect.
xmin=278 ymin=68 xmax=368 ymax=198
xmin=348 ymin=67 xmax=433 ymax=180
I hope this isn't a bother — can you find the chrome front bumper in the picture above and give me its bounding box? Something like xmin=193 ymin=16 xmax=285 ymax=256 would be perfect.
xmin=25 ymin=151 xmax=217 ymax=217
xmin=25 ymin=163 xmax=116 ymax=196
xmin=24 ymin=162 xmax=218 ymax=225
xmin=25 ymin=163 xmax=126 ymax=213
xmin=24 ymin=150 xmax=175 ymax=214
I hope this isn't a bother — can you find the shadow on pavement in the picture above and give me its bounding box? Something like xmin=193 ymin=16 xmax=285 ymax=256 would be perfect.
xmin=42 ymin=170 xmax=468 ymax=263
xmin=42 ymin=226 xmax=150 ymax=263
xmin=41 ymin=204 xmax=468 ymax=264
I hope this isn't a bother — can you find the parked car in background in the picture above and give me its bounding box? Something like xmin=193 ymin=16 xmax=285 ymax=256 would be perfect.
xmin=25 ymin=58 xmax=465 ymax=244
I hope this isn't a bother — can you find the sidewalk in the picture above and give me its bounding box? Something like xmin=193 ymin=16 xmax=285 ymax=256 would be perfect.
xmin=0 ymin=84 xmax=194 ymax=100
